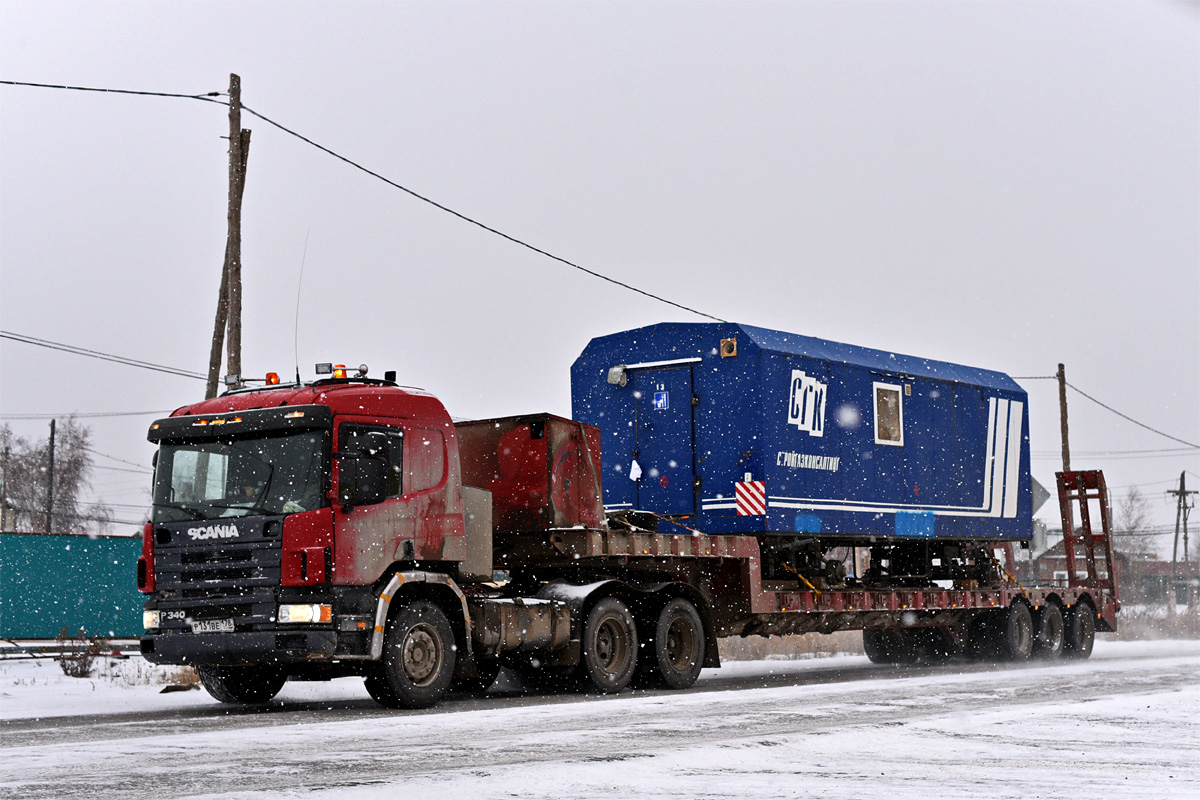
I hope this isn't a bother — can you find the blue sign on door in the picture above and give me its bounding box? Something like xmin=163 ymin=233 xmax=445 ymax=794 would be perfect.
xmin=653 ymin=391 xmax=669 ymax=410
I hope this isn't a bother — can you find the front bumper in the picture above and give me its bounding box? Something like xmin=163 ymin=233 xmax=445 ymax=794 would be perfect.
xmin=140 ymin=629 xmax=338 ymax=665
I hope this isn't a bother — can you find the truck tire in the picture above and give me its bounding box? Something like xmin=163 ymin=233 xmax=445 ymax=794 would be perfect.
xmin=863 ymin=629 xmax=901 ymax=664
xmin=1032 ymin=603 xmax=1065 ymax=659
xmin=996 ymin=602 xmax=1034 ymax=662
xmin=197 ymin=664 xmax=286 ymax=704
xmin=643 ymin=598 xmax=705 ymax=689
xmin=1063 ymin=602 xmax=1096 ymax=660
xmin=579 ymin=597 xmax=638 ymax=693
xmin=367 ymin=600 xmax=456 ymax=709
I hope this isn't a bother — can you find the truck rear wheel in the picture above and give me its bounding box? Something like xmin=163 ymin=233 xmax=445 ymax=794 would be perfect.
xmin=643 ymin=598 xmax=705 ymax=689
xmin=1032 ymin=603 xmax=1065 ymax=659
xmin=580 ymin=597 xmax=637 ymax=693
xmin=996 ymin=602 xmax=1034 ymax=662
xmin=1063 ymin=602 xmax=1095 ymax=659
xmin=367 ymin=600 xmax=456 ymax=709
xmin=197 ymin=664 xmax=286 ymax=704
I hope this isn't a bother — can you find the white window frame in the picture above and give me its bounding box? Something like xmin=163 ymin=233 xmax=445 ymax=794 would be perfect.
xmin=872 ymin=382 xmax=904 ymax=446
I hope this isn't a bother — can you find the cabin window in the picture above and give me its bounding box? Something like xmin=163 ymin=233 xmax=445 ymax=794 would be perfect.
xmin=873 ymin=382 xmax=904 ymax=446
xmin=340 ymin=424 xmax=404 ymax=498
xmin=406 ymin=429 xmax=446 ymax=492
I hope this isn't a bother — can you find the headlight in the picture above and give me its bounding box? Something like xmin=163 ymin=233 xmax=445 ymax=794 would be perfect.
xmin=143 ymin=610 xmax=161 ymax=630
xmin=278 ymin=604 xmax=332 ymax=624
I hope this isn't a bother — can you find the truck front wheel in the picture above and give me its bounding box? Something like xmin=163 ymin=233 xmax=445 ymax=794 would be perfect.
xmin=197 ymin=664 xmax=286 ymax=704
xmin=580 ymin=597 xmax=638 ymax=693
xmin=367 ymin=600 xmax=456 ymax=709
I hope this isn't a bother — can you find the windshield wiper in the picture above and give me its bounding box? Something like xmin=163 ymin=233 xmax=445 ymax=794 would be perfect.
xmin=203 ymin=502 xmax=259 ymax=517
xmin=153 ymin=502 xmax=207 ymax=521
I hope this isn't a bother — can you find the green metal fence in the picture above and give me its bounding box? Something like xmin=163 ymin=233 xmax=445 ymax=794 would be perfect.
xmin=0 ymin=532 xmax=144 ymax=639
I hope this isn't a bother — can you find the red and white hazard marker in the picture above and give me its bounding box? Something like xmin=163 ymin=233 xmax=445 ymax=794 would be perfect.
xmin=735 ymin=479 xmax=766 ymax=516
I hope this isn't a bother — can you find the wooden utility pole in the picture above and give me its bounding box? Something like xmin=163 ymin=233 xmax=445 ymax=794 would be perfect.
xmin=44 ymin=419 xmax=56 ymax=533
xmin=1 ymin=445 xmax=10 ymax=531
xmin=1168 ymin=471 xmax=1196 ymax=613
xmin=1056 ymin=363 xmax=1071 ymax=473
xmin=206 ymin=73 xmax=252 ymax=398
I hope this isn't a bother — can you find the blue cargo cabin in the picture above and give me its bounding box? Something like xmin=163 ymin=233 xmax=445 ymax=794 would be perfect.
xmin=571 ymin=322 xmax=1031 ymax=542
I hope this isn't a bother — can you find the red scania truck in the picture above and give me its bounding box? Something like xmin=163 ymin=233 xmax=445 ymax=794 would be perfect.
xmin=139 ymin=326 xmax=1119 ymax=709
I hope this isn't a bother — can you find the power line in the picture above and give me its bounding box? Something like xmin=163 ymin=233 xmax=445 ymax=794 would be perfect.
xmin=1 ymin=78 xmax=725 ymax=323
xmin=1106 ymin=478 xmax=1192 ymax=491
xmin=0 ymin=79 xmax=223 ymax=103
xmin=0 ymin=331 xmax=205 ymax=380
xmin=238 ymin=104 xmax=725 ymax=322
xmin=1017 ymin=373 xmax=1198 ymax=450
xmin=1065 ymin=381 xmax=1198 ymax=449
xmin=1033 ymin=447 xmax=1197 ymax=457
xmin=92 ymin=464 xmax=154 ymax=475
xmin=78 ymin=500 xmax=149 ymax=511
xmin=0 ymin=410 xmax=168 ymax=420
xmin=82 ymin=445 xmax=153 ymax=472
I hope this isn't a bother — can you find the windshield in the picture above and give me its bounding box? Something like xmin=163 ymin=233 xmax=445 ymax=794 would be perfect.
xmin=151 ymin=431 xmax=328 ymax=523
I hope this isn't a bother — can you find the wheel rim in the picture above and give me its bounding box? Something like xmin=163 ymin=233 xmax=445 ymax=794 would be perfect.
xmin=1044 ymin=610 xmax=1064 ymax=651
xmin=665 ymin=617 xmax=698 ymax=671
xmin=402 ymin=623 xmax=443 ymax=686
xmin=1011 ymin=610 xmax=1032 ymax=656
xmin=594 ymin=616 xmax=629 ymax=674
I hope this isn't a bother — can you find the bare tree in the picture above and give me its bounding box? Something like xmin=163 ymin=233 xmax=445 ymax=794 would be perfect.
xmin=1115 ymin=486 xmax=1154 ymax=558
xmin=0 ymin=418 xmax=111 ymax=533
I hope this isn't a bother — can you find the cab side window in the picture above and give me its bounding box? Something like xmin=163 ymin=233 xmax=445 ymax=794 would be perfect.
xmin=340 ymin=424 xmax=404 ymax=498
xmin=406 ymin=429 xmax=446 ymax=492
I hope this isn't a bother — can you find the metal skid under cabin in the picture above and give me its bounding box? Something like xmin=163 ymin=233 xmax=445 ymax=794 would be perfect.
xmin=571 ymin=323 xmax=1031 ymax=542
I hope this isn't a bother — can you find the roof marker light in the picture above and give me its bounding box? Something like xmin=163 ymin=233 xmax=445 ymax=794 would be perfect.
xmin=266 ymin=372 xmax=280 ymax=385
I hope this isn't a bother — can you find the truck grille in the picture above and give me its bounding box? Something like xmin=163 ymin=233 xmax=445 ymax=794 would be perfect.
xmin=153 ymin=522 xmax=282 ymax=630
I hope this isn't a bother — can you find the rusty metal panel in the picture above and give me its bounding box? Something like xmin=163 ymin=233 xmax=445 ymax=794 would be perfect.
xmin=456 ymin=414 xmax=603 ymax=533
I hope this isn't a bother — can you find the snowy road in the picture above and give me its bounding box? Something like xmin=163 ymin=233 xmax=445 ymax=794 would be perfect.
xmin=2 ymin=640 xmax=1197 ymax=799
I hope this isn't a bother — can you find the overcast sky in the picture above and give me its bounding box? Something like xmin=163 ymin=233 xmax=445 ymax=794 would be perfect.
xmin=1 ymin=1 xmax=1196 ymax=540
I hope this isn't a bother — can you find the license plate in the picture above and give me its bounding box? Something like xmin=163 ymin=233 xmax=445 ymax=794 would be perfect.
xmin=192 ymin=618 xmax=235 ymax=634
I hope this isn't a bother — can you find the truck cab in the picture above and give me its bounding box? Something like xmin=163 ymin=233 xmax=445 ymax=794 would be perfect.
xmin=138 ymin=376 xmax=467 ymax=680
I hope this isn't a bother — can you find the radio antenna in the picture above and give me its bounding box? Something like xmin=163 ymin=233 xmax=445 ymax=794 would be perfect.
xmin=293 ymin=230 xmax=310 ymax=385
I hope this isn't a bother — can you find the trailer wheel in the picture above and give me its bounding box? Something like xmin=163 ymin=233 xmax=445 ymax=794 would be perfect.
xmin=996 ymin=602 xmax=1034 ymax=662
xmin=863 ymin=629 xmax=901 ymax=664
xmin=580 ymin=597 xmax=638 ymax=693
xmin=367 ymin=600 xmax=456 ymax=709
xmin=1032 ymin=603 xmax=1065 ymax=659
xmin=643 ymin=598 xmax=705 ymax=689
xmin=197 ymin=664 xmax=286 ymax=704
xmin=1063 ymin=602 xmax=1096 ymax=660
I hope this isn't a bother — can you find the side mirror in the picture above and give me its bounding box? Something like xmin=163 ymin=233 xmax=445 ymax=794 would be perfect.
xmin=338 ymin=454 xmax=388 ymax=509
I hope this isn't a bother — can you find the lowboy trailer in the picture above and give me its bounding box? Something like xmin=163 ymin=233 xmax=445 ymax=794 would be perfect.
xmin=138 ymin=324 xmax=1118 ymax=708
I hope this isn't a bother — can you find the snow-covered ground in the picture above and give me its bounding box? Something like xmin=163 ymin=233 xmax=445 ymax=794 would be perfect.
xmin=2 ymin=639 xmax=1198 ymax=799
